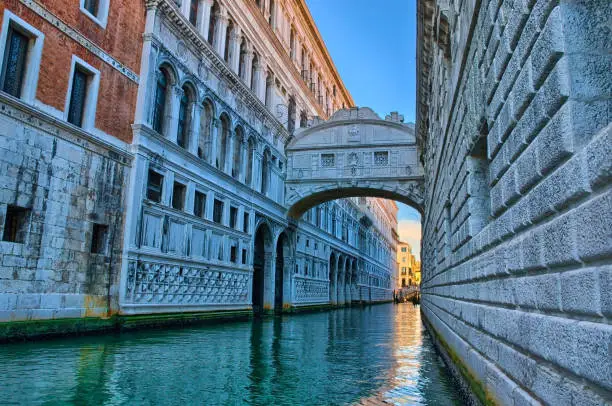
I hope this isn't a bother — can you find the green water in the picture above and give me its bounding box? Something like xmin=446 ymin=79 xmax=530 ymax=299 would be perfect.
xmin=1 ymin=304 xmax=464 ymax=405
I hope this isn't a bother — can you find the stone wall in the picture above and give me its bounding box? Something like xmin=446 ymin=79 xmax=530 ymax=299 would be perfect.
xmin=418 ymin=0 xmax=611 ymax=404
xmin=0 ymin=96 xmax=131 ymax=322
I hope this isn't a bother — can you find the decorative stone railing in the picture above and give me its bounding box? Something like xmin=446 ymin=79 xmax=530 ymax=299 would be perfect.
xmin=292 ymin=276 xmax=329 ymax=304
xmin=125 ymin=260 xmax=251 ymax=306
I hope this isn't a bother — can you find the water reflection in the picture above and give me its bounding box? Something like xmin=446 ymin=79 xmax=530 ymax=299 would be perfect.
xmin=1 ymin=304 xmax=462 ymax=405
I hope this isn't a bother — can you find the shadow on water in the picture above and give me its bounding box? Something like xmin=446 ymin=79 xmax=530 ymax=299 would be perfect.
xmin=0 ymin=304 xmax=463 ymax=405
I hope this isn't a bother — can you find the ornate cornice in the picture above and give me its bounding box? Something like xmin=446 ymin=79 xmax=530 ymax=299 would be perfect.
xmin=154 ymin=0 xmax=291 ymax=147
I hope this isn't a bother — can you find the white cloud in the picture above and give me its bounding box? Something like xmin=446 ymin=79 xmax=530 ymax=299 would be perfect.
xmin=397 ymin=219 xmax=421 ymax=260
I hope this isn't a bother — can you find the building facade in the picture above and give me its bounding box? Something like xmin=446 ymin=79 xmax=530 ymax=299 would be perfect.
xmin=396 ymin=241 xmax=420 ymax=288
xmin=417 ymin=0 xmax=611 ymax=404
xmin=0 ymin=0 xmax=397 ymax=324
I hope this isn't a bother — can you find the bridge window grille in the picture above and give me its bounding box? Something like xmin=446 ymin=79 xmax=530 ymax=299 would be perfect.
xmin=321 ymin=153 xmax=335 ymax=168
xmin=374 ymin=151 xmax=389 ymax=166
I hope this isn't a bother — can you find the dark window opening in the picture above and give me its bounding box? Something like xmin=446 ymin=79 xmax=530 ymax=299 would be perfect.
xmin=213 ymin=199 xmax=224 ymax=224
xmin=177 ymin=91 xmax=189 ymax=148
xmin=194 ymin=191 xmax=206 ymax=218
xmin=229 ymin=206 xmax=238 ymax=229
xmin=243 ymin=212 xmax=249 ymax=233
xmin=84 ymin=0 xmax=99 ymax=15
xmin=242 ymin=248 xmax=247 ymax=264
xmin=67 ymin=68 xmax=89 ymax=127
xmin=1 ymin=26 xmax=29 ymax=98
xmin=2 ymin=205 xmax=30 ymax=243
xmin=146 ymin=170 xmax=164 ymax=203
xmin=90 ymin=223 xmax=108 ymax=254
xmin=153 ymin=70 xmax=168 ymax=134
xmin=230 ymin=245 xmax=237 ymax=263
xmin=172 ymin=182 xmax=186 ymax=211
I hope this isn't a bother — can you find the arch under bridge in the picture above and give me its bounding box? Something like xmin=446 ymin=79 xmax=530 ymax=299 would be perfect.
xmin=285 ymin=107 xmax=425 ymax=218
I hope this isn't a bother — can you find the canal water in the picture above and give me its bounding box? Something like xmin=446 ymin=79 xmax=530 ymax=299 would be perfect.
xmin=1 ymin=304 xmax=463 ymax=405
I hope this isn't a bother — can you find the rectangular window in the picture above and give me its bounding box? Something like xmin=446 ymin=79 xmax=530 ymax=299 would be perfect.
xmin=172 ymin=182 xmax=186 ymax=211
xmin=146 ymin=170 xmax=164 ymax=203
xmin=321 ymin=153 xmax=335 ymax=168
xmin=230 ymin=245 xmax=237 ymax=263
xmin=90 ymin=223 xmax=108 ymax=254
xmin=194 ymin=191 xmax=206 ymax=218
xmin=84 ymin=0 xmax=99 ymax=15
xmin=1 ymin=26 xmax=29 ymax=98
xmin=2 ymin=205 xmax=30 ymax=243
xmin=374 ymin=151 xmax=389 ymax=166
xmin=213 ymin=199 xmax=224 ymax=224
xmin=401 ymin=247 xmax=407 ymax=252
xmin=67 ymin=68 xmax=89 ymax=127
xmin=242 ymin=249 xmax=247 ymax=264
xmin=229 ymin=206 xmax=238 ymax=229
xmin=243 ymin=212 xmax=249 ymax=233
xmin=466 ymin=128 xmax=491 ymax=238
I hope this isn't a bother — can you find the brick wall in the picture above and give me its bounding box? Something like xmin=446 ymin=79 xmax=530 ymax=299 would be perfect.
xmin=419 ymin=0 xmax=611 ymax=404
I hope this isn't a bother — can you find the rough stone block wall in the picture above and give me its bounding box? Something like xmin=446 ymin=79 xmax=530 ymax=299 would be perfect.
xmin=0 ymin=98 xmax=130 ymax=322
xmin=420 ymin=0 xmax=611 ymax=404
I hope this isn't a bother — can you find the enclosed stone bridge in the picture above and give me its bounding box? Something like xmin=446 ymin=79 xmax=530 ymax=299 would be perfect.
xmin=285 ymin=107 xmax=425 ymax=218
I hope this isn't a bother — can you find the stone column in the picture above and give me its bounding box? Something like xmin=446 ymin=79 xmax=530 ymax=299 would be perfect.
xmin=229 ymin=27 xmax=241 ymax=73
xmin=134 ymin=5 xmax=159 ymax=126
xmin=209 ymin=118 xmax=219 ymax=167
xmin=225 ymin=130 xmax=234 ymax=175
xmin=199 ymin=0 xmax=213 ymax=38
xmin=214 ymin=11 xmax=228 ymax=57
xmin=166 ymin=85 xmax=183 ymax=144
xmin=256 ymin=66 xmax=267 ymax=103
xmin=239 ymin=135 xmax=248 ymax=184
xmin=243 ymin=46 xmax=254 ymax=85
xmin=253 ymin=150 xmax=263 ymax=193
xmin=189 ymin=103 xmax=202 ymax=156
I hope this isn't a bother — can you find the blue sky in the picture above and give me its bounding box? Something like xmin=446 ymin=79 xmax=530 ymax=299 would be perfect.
xmin=306 ymin=0 xmax=422 ymax=257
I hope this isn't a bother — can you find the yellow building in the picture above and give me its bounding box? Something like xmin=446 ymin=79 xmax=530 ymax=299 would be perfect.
xmin=397 ymin=242 xmax=417 ymax=288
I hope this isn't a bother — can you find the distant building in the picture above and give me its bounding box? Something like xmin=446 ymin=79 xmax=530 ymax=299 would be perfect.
xmin=396 ymin=241 xmax=418 ymax=288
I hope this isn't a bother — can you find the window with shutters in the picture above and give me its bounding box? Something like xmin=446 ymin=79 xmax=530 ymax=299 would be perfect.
xmin=67 ymin=68 xmax=89 ymax=127
xmin=65 ymin=57 xmax=99 ymax=130
xmin=1 ymin=27 xmax=28 ymax=98
xmin=0 ymin=12 xmax=44 ymax=103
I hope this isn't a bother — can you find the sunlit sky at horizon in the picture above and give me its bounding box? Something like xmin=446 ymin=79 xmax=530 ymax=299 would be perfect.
xmin=306 ymin=0 xmax=421 ymax=258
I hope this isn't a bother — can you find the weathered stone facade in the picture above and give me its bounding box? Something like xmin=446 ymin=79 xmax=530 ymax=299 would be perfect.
xmin=417 ymin=0 xmax=611 ymax=404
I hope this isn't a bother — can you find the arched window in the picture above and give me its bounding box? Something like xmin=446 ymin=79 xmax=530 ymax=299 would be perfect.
xmin=261 ymin=148 xmax=270 ymax=195
xmin=199 ymin=99 xmax=214 ymax=159
xmin=299 ymin=111 xmax=307 ymax=128
xmin=217 ymin=113 xmax=230 ymax=170
xmin=152 ymin=68 xmax=170 ymax=134
xmin=208 ymin=1 xmax=218 ymax=45
xmin=224 ymin=20 xmax=233 ymax=63
xmin=246 ymin=137 xmax=255 ymax=187
xmin=250 ymin=53 xmax=258 ymax=91
xmin=176 ymin=86 xmax=190 ymax=148
xmin=232 ymin=126 xmax=243 ymax=179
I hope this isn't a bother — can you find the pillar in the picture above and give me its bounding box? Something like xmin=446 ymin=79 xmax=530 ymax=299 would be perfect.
xmin=225 ymin=130 xmax=234 ymax=175
xmin=199 ymin=0 xmax=213 ymax=38
xmin=209 ymin=118 xmax=219 ymax=167
xmin=229 ymin=27 xmax=241 ymax=73
xmin=166 ymin=85 xmax=183 ymax=144
xmin=188 ymin=103 xmax=202 ymax=156
xmin=213 ymin=11 xmax=228 ymax=57
xmin=134 ymin=5 xmax=159 ymax=126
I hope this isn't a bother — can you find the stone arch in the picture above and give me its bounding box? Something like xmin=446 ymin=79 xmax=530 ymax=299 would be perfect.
xmin=286 ymin=184 xmax=423 ymax=219
xmin=151 ymin=62 xmax=178 ymax=135
xmin=252 ymin=220 xmax=274 ymax=315
xmin=157 ymin=60 xmax=179 ymax=86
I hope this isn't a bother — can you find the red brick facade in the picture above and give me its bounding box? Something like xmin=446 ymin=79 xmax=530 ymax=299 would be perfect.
xmin=0 ymin=0 xmax=145 ymax=142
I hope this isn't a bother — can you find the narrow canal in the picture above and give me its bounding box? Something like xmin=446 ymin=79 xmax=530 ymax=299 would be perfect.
xmin=1 ymin=304 xmax=463 ymax=405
